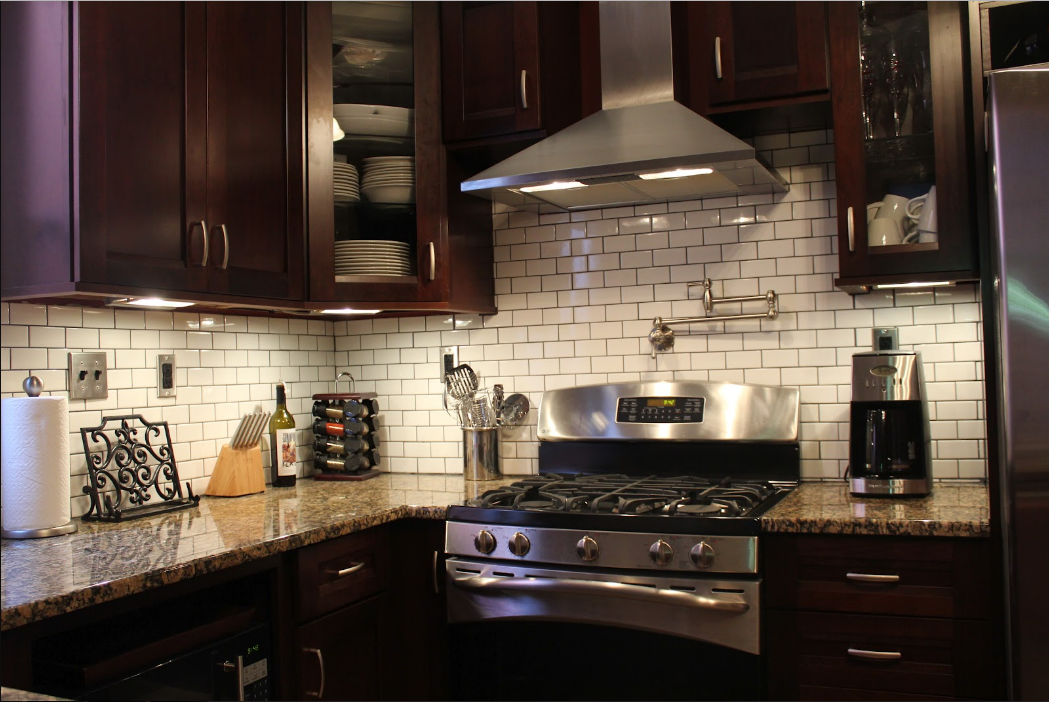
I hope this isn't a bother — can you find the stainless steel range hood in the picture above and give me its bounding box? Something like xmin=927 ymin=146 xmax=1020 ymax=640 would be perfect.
xmin=460 ymin=2 xmax=788 ymax=211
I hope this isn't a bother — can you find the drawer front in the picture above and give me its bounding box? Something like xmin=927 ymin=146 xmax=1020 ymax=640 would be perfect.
xmin=764 ymin=535 xmax=992 ymax=619
xmin=767 ymin=611 xmax=997 ymax=700
xmin=296 ymin=528 xmax=389 ymax=622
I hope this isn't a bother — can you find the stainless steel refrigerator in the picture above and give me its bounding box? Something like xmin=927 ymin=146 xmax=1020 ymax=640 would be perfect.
xmin=985 ymin=63 xmax=1049 ymax=701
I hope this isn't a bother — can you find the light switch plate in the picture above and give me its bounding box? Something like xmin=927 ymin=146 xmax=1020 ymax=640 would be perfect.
xmin=441 ymin=346 xmax=459 ymax=378
xmin=157 ymin=354 xmax=176 ymax=397
xmin=69 ymin=352 xmax=108 ymax=400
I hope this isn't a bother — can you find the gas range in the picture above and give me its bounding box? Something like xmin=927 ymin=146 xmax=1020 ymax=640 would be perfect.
xmin=444 ymin=381 xmax=800 ymax=674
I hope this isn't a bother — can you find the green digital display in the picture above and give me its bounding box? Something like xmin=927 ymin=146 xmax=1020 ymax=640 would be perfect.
xmin=247 ymin=643 xmax=260 ymax=656
xmin=647 ymin=399 xmax=676 ymax=407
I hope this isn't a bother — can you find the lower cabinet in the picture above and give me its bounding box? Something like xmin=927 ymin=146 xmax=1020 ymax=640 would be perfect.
xmin=295 ymin=594 xmax=386 ymax=701
xmin=763 ymin=534 xmax=1005 ymax=701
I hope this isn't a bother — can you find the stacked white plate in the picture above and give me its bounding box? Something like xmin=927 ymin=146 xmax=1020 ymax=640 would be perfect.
xmin=333 ymin=104 xmax=414 ymax=138
xmin=334 ymin=162 xmax=359 ymax=204
xmin=334 ymin=240 xmax=413 ymax=276
xmin=361 ymin=156 xmax=415 ymax=204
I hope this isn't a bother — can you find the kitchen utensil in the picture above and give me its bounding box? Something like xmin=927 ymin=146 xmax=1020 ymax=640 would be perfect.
xmin=499 ymin=393 xmax=530 ymax=427
xmin=492 ymin=385 xmax=505 ymax=424
xmin=446 ymin=364 xmax=479 ymax=402
xmin=206 ymin=410 xmax=271 ymax=497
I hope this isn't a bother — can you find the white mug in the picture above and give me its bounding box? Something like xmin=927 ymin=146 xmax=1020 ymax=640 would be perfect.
xmin=868 ymin=218 xmax=903 ymax=247
xmin=870 ymin=194 xmax=911 ymax=229
xmin=906 ymin=185 xmax=937 ymax=236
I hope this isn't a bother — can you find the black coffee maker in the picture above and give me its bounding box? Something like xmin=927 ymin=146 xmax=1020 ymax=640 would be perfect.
xmin=848 ymin=350 xmax=931 ymax=496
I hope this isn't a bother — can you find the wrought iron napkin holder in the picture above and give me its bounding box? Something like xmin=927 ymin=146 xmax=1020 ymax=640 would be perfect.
xmin=80 ymin=414 xmax=199 ymax=522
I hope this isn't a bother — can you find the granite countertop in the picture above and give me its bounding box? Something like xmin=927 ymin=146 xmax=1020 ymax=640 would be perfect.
xmin=1 ymin=474 xmax=516 ymax=632
xmin=761 ymin=482 xmax=990 ymax=537
xmin=0 ymin=687 xmax=68 ymax=701
xmin=2 ymin=475 xmax=990 ymax=632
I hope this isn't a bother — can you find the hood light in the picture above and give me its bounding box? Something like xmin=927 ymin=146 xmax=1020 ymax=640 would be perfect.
xmin=638 ymin=167 xmax=714 ymax=180
xmin=873 ymin=281 xmax=954 ymax=290
xmin=518 ymin=181 xmax=588 ymax=193
xmin=319 ymin=308 xmax=381 ymax=315
xmin=114 ymin=297 xmax=195 ymax=309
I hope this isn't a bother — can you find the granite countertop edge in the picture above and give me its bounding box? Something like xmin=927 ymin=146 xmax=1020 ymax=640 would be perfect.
xmin=0 ymin=503 xmax=447 ymax=632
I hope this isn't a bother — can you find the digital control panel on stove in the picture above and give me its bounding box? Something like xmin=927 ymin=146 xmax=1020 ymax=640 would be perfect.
xmin=616 ymin=396 xmax=705 ymax=423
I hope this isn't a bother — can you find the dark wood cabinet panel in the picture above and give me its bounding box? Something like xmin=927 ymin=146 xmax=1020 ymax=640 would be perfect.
xmin=764 ymin=534 xmax=993 ymax=619
xmin=77 ymin=2 xmax=210 ymax=294
xmin=681 ymin=2 xmax=829 ymax=113
xmin=828 ymin=1 xmax=978 ymax=290
xmin=295 ymin=527 xmax=389 ymax=623
xmin=767 ymin=611 xmax=996 ymax=700
xmin=441 ymin=1 xmax=540 ymax=142
xmin=295 ymin=594 xmax=386 ymax=701
xmin=204 ymin=2 xmax=304 ymax=301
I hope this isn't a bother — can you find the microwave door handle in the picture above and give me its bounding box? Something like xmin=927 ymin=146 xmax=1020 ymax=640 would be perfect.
xmin=452 ymin=575 xmax=749 ymax=613
xmin=220 ymin=656 xmax=245 ymax=701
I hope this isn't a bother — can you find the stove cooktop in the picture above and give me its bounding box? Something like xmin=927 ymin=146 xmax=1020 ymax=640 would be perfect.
xmin=450 ymin=473 xmax=796 ymax=536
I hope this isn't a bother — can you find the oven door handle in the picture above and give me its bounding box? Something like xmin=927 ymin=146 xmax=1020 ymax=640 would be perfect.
xmin=452 ymin=575 xmax=750 ymax=613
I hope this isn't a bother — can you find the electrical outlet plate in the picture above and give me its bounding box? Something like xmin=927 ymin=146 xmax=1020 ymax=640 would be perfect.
xmin=441 ymin=346 xmax=459 ymax=377
xmin=872 ymin=327 xmax=900 ymax=351
xmin=157 ymin=354 xmax=176 ymax=397
xmin=69 ymin=352 xmax=108 ymax=400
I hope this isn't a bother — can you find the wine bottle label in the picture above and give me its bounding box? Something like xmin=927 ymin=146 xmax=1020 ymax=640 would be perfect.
xmin=275 ymin=428 xmax=298 ymax=477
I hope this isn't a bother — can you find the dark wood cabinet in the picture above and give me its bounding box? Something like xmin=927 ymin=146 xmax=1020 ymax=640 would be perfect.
xmin=440 ymin=1 xmax=585 ymax=144
xmin=304 ymin=2 xmax=495 ymax=313
xmin=764 ymin=534 xmax=1004 ymax=701
xmin=1 ymin=1 xmax=304 ymax=304
xmin=828 ymin=1 xmax=979 ymax=292
xmin=296 ymin=594 xmax=386 ymax=701
xmin=678 ymin=2 xmax=830 ymax=114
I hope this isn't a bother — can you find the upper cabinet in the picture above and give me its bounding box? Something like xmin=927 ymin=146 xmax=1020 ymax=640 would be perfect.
xmin=1 ymin=2 xmax=305 ymax=303
xmin=440 ymin=1 xmax=585 ymax=144
xmin=679 ymin=2 xmax=830 ymax=113
xmin=828 ymin=1 xmax=978 ymax=291
xmin=304 ymin=2 xmax=494 ymax=313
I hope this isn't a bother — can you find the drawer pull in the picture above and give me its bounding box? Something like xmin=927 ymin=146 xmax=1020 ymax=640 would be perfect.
xmin=846 ymin=572 xmax=900 ymax=584
xmin=328 ymin=561 xmax=365 ymax=578
xmin=848 ymin=647 xmax=902 ymax=661
xmin=304 ymin=647 xmax=325 ymax=698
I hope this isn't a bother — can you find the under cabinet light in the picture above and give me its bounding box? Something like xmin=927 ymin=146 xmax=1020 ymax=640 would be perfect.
xmin=319 ymin=308 xmax=381 ymax=315
xmin=518 ymin=181 xmax=588 ymax=193
xmin=638 ymin=167 xmax=714 ymax=180
xmin=873 ymin=281 xmax=954 ymax=290
xmin=109 ymin=297 xmax=195 ymax=309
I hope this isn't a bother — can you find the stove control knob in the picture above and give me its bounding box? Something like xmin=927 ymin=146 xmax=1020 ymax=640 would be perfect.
xmin=576 ymin=535 xmax=599 ymax=562
xmin=649 ymin=539 xmax=674 ymax=566
xmin=508 ymin=532 xmax=531 ymax=557
xmin=690 ymin=541 xmax=716 ymax=569
xmin=474 ymin=530 xmax=496 ymax=554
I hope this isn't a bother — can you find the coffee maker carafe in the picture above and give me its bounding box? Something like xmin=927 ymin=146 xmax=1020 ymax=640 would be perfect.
xmin=848 ymin=350 xmax=931 ymax=496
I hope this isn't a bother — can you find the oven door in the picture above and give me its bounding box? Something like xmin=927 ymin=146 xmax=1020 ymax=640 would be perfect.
xmin=446 ymin=558 xmax=762 ymax=701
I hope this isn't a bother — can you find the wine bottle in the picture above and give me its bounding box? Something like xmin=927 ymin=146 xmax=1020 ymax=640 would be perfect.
xmin=314 ymin=453 xmax=363 ymax=473
xmin=269 ymin=381 xmax=297 ymax=487
xmin=313 ymin=435 xmax=363 ymax=456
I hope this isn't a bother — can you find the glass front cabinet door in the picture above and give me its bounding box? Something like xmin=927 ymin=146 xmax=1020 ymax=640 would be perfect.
xmin=829 ymin=1 xmax=978 ymax=291
xmin=306 ymin=2 xmax=448 ymax=308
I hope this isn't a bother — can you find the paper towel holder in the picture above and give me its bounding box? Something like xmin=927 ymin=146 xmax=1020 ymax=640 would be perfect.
xmin=0 ymin=377 xmax=79 ymax=539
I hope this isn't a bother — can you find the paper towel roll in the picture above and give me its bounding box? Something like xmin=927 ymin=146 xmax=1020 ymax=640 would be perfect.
xmin=1 ymin=396 xmax=71 ymax=531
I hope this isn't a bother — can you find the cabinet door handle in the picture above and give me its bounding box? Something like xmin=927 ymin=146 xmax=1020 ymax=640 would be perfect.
xmin=219 ymin=224 xmax=229 ymax=270
xmin=428 ymin=242 xmax=436 ymax=281
xmin=847 ymin=206 xmax=855 ymax=252
xmin=520 ymin=69 xmax=529 ymax=109
xmin=304 ymin=647 xmax=325 ymax=698
xmin=326 ymin=561 xmax=365 ymax=578
xmin=714 ymin=36 xmax=723 ymax=80
xmin=848 ymin=648 xmax=902 ymax=661
xmin=432 ymin=550 xmax=440 ymax=595
xmin=846 ymin=572 xmax=900 ymax=583
xmin=194 ymin=220 xmax=209 ymax=267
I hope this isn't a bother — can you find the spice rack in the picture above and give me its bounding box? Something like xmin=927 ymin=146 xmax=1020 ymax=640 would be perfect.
xmin=311 ymin=392 xmax=382 ymax=482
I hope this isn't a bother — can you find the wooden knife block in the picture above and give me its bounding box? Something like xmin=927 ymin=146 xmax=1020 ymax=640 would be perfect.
xmin=204 ymin=444 xmax=266 ymax=497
